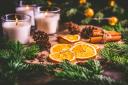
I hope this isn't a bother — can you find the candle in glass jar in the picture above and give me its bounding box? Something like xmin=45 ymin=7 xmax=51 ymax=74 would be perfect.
xmin=16 ymin=5 xmax=35 ymax=26
xmin=2 ymin=21 xmax=31 ymax=44
xmin=35 ymin=7 xmax=60 ymax=34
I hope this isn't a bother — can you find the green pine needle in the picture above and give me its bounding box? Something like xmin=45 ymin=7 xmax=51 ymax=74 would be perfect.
xmin=122 ymin=30 xmax=128 ymax=44
xmin=23 ymin=44 xmax=40 ymax=60
xmin=84 ymin=60 xmax=103 ymax=74
xmin=102 ymin=23 xmax=124 ymax=32
xmin=0 ymin=40 xmax=43 ymax=84
xmin=100 ymin=43 xmax=128 ymax=62
xmin=51 ymin=60 xmax=103 ymax=80
xmin=100 ymin=42 xmax=128 ymax=71
xmin=49 ymin=60 xmax=127 ymax=85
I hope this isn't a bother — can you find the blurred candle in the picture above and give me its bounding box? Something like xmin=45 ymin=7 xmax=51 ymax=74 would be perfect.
xmin=16 ymin=5 xmax=35 ymax=26
xmin=35 ymin=7 xmax=60 ymax=34
xmin=2 ymin=14 xmax=31 ymax=44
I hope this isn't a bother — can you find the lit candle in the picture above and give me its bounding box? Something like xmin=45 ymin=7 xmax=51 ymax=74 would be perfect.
xmin=16 ymin=5 xmax=35 ymax=26
xmin=2 ymin=14 xmax=31 ymax=44
xmin=44 ymin=11 xmax=48 ymax=16
xmin=35 ymin=7 xmax=60 ymax=34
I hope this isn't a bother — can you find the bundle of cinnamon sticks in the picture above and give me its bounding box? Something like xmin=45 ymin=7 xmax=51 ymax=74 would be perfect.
xmin=89 ymin=29 xmax=121 ymax=43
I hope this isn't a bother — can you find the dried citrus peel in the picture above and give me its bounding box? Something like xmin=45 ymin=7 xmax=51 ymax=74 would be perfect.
xmin=49 ymin=51 xmax=75 ymax=62
xmin=58 ymin=34 xmax=80 ymax=43
xmin=70 ymin=43 xmax=97 ymax=60
xmin=50 ymin=44 xmax=72 ymax=53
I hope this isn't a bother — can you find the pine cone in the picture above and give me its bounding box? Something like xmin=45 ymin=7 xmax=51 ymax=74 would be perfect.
xmin=32 ymin=30 xmax=51 ymax=50
xmin=81 ymin=25 xmax=101 ymax=39
xmin=81 ymin=26 xmax=93 ymax=39
xmin=33 ymin=30 xmax=49 ymax=43
xmin=37 ymin=41 xmax=51 ymax=50
xmin=65 ymin=22 xmax=81 ymax=34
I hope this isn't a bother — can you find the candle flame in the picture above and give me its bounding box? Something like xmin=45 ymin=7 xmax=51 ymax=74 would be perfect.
xmin=44 ymin=11 xmax=48 ymax=16
xmin=26 ymin=5 xmax=29 ymax=10
xmin=15 ymin=15 xmax=18 ymax=25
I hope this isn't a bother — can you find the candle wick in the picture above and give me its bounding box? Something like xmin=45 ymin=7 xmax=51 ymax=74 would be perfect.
xmin=15 ymin=15 xmax=18 ymax=25
xmin=16 ymin=19 xmax=18 ymax=25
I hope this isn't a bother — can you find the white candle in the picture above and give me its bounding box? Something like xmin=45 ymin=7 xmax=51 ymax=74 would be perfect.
xmin=2 ymin=22 xmax=31 ymax=44
xmin=16 ymin=5 xmax=35 ymax=26
xmin=35 ymin=11 xmax=60 ymax=34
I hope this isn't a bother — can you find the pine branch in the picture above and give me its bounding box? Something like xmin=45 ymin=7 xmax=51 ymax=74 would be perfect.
xmin=0 ymin=40 xmax=43 ymax=84
xmin=50 ymin=60 xmax=127 ymax=85
xmin=7 ymin=41 xmax=24 ymax=54
xmin=114 ymin=23 xmax=124 ymax=32
xmin=122 ymin=30 xmax=128 ymax=44
xmin=100 ymin=43 xmax=128 ymax=74
xmin=51 ymin=60 xmax=103 ymax=80
xmin=102 ymin=23 xmax=124 ymax=32
xmin=23 ymin=44 xmax=40 ymax=60
xmin=0 ymin=49 xmax=13 ymax=60
xmin=100 ymin=43 xmax=128 ymax=62
xmin=83 ymin=60 xmax=103 ymax=75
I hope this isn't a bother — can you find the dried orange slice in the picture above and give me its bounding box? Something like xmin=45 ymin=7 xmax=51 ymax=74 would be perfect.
xmin=50 ymin=44 xmax=72 ymax=53
xmin=74 ymin=41 xmax=100 ymax=51
xmin=91 ymin=44 xmax=100 ymax=51
xmin=58 ymin=34 xmax=80 ymax=43
xmin=70 ymin=43 xmax=97 ymax=60
xmin=49 ymin=51 xmax=75 ymax=62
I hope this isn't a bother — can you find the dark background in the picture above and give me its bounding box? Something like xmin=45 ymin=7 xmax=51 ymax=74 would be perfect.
xmin=0 ymin=0 xmax=128 ymax=17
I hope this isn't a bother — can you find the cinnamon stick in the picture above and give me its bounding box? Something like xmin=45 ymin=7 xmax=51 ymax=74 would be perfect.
xmin=90 ymin=35 xmax=121 ymax=43
xmin=90 ymin=37 xmax=104 ymax=43
xmin=107 ymin=31 xmax=121 ymax=36
xmin=105 ymin=36 xmax=121 ymax=42
xmin=92 ymin=31 xmax=103 ymax=37
xmin=93 ymin=29 xmax=103 ymax=32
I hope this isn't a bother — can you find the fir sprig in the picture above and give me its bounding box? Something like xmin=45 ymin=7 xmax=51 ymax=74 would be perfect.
xmin=100 ymin=43 xmax=128 ymax=73
xmin=102 ymin=23 xmax=124 ymax=32
xmin=0 ymin=41 xmax=39 ymax=60
xmin=84 ymin=60 xmax=103 ymax=74
xmin=55 ymin=61 xmax=92 ymax=80
xmin=0 ymin=40 xmax=44 ymax=85
xmin=100 ymin=43 xmax=128 ymax=84
xmin=49 ymin=60 xmax=127 ymax=85
xmin=100 ymin=43 xmax=128 ymax=63
xmin=122 ymin=30 xmax=128 ymax=44
xmin=52 ymin=60 xmax=103 ymax=80
xmin=23 ymin=44 xmax=40 ymax=59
